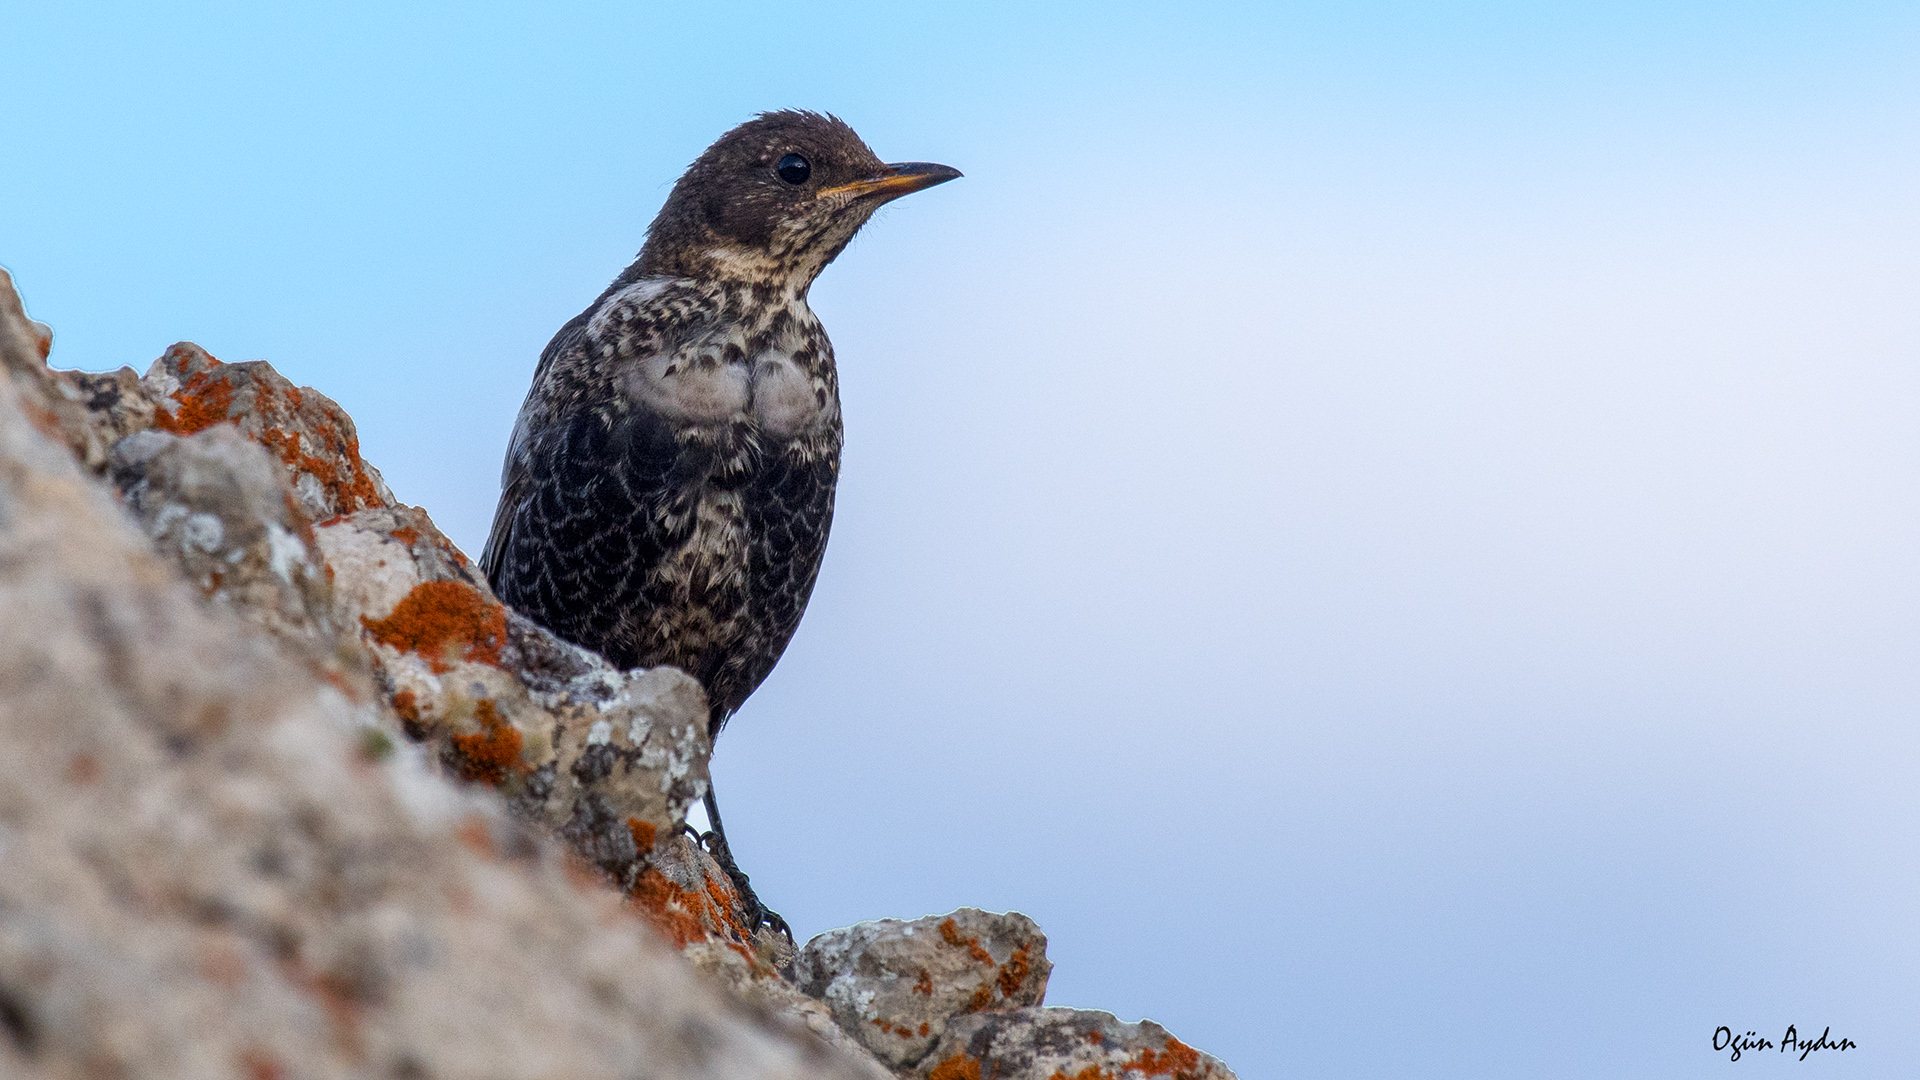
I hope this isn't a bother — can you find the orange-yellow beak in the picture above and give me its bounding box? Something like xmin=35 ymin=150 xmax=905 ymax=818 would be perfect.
xmin=818 ymin=161 xmax=963 ymax=203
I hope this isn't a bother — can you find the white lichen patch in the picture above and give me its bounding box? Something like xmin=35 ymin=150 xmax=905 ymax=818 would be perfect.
xmin=265 ymin=521 xmax=306 ymax=580
xmin=181 ymin=510 xmax=225 ymax=553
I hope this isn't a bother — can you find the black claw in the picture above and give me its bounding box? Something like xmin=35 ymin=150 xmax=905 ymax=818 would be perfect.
xmin=699 ymin=786 xmax=793 ymax=944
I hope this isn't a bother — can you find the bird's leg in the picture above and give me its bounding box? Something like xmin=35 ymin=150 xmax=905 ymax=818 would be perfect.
xmin=698 ymin=785 xmax=792 ymax=941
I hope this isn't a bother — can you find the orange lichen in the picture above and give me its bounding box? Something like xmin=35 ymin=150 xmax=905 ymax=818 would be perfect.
xmin=630 ymin=867 xmax=712 ymax=949
xmin=626 ymin=817 xmax=657 ymax=853
xmin=448 ymin=700 xmax=522 ymax=785
xmin=913 ymin=968 xmax=934 ymax=996
xmin=702 ymin=873 xmax=754 ymax=944
xmin=1044 ymin=1041 xmax=1207 ymax=1080
xmin=390 ymin=525 xmax=421 ymax=546
xmin=941 ymin=916 xmax=1017 ymax=1013
xmin=966 ymin=982 xmax=994 ymax=1013
xmin=927 ymin=1054 xmax=982 ymax=1080
xmin=228 ymin=367 xmax=381 ymax=514
xmin=1126 ymin=1037 xmax=1203 ymax=1077
xmin=628 ymin=860 xmax=762 ymax=968
xmin=870 ymin=1017 xmax=927 ymax=1038
xmin=391 ymin=688 xmax=421 ymax=725
xmin=257 ymin=424 xmax=382 ymax=515
xmin=361 ymin=579 xmax=506 ymax=672
xmin=919 ymin=1021 xmax=930 ymax=1037
xmin=153 ymin=366 xmax=236 ymax=434
xmin=996 ymin=944 xmax=1032 ymax=998
xmin=939 ymin=917 xmax=995 ymax=966
xmin=1086 ymin=1029 xmax=1105 ymax=1045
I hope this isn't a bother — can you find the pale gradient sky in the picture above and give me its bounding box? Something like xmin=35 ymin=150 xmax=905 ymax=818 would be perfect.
xmin=5 ymin=3 xmax=1918 ymax=1076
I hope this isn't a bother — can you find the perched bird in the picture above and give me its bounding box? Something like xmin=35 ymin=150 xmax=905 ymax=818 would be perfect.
xmin=481 ymin=112 xmax=959 ymax=928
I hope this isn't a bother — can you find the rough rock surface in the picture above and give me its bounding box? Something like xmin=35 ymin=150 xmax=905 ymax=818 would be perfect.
xmin=917 ymin=1009 xmax=1238 ymax=1080
xmin=1 ymin=267 xmax=151 ymax=470
xmin=0 ymin=264 xmax=1239 ymax=1080
xmin=139 ymin=341 xmax=394 ymax=521
xmin=110 ymin=425 xmax=344 ymax=655
xmin=793 ymin=910 xmax=1052 ymax=1071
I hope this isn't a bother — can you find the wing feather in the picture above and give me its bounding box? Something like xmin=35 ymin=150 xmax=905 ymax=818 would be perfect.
xmin=482 ymin=276 xmax=719 ymax=627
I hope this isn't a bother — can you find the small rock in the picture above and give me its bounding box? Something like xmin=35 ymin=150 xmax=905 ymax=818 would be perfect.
xmin=645 ymin=834 xmax=896 ymax=1080
xmin=794 ymin=909 xmax=1052 ymax=1070
xmin=915 ymin=1007 xmax=1239 ymax=1080
xmin=109 ymin=425 xmax=336 ymax=647
xmin=314 ymin=505 xmax=713 ymax=887
xmin=141 ymin=342 xmax=394 ymax=520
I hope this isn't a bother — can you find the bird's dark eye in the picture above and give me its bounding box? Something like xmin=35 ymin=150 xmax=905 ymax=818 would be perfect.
xmin=776 ymin=153 xmax=811 ymax=185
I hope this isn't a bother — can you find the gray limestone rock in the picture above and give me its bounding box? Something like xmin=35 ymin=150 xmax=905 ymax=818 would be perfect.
xmin=139 ymin=340 xmax=394 ymax=521
xmin=311 ymin=504 xmax=714 ymax=888
xmin=1 ymin=266 xmax=151 ymax=471
xmin=650 ymin=834 xmax=893 ymax=1080
xmin=0 ymin=266 xmax=52 ymax=372
xmin=914 ymin=1008 xmax=1239 ymax=1080
xmin=793 ymin=909 xmax=1052 ymax=1070
xmin=109 ymin=425 xmax=338 ymax=647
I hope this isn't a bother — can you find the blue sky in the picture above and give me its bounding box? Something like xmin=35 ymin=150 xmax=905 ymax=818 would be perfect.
xmin=5 ymin=3 xmax=1919 ymax=1076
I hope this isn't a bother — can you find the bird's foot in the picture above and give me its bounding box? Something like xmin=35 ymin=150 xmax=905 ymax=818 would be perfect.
xmin=696 ymin=828 xmax=792 ymax=943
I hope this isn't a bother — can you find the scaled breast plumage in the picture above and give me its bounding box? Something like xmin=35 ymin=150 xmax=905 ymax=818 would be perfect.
xmin=483 ymin=276 xmax=842 ymax=735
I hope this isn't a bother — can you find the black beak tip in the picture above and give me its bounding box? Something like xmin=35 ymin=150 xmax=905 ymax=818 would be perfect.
xmin=889 ymin=161 xmax=964 ymax=187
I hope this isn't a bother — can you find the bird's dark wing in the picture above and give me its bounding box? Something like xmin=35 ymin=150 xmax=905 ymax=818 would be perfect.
xmin=482 ymin=276 xmax=709 ymax=586
xmin=479 ymin=312 xmax=590 ymax=586
xmin=481 ymin=279 xmax=726 ymax=670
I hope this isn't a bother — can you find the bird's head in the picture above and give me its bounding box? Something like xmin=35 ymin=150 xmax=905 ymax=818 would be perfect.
xmin=636 ymin=111 xmax=960 ymax=292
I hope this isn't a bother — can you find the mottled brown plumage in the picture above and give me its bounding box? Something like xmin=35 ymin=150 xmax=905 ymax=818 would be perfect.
xmin=483 ymin=110 xmax=957 ymax=733
xmin=480 ymin=112 xmax=957 ymax=928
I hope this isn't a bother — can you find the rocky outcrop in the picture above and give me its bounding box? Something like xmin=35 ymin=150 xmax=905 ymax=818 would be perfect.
xmin=793 ymin=910 xmax=1051 ymax=1071
xmin=110 ymin=425 xmax=344 ymax=655
xmin=917 ymin=1010 xmax=1237 ymax=1080
xmin=0 ymin=264 xmax=1237 ymax=1080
